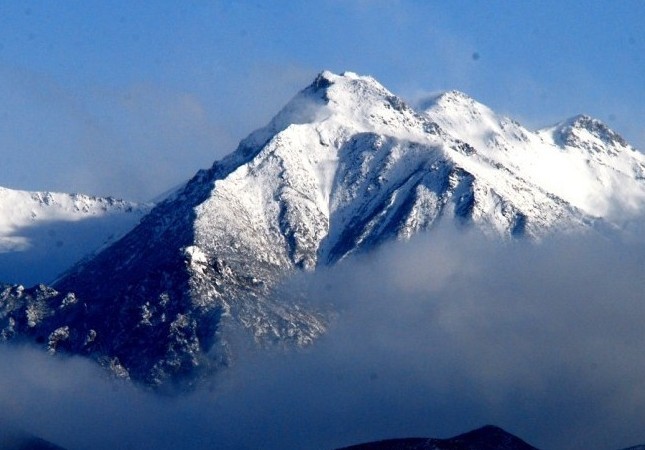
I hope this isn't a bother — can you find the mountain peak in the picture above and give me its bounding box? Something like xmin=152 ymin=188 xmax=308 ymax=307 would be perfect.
xmin=420 ymin=90 xmax=500 ymax=136
xmin=435 ymin=89 xmax=475 ymax=104
xmin=306 ymin=70 xmax=386 ymax=94
xmin=235 ymin=70 xmax=421 ymax=161
xmin=552 ymin=114 xmax=630 ymax=151
xmin=320 ymin=70 xmax=382 ymax=83
xmin=418 ymin=90 xmax=478 ymax=111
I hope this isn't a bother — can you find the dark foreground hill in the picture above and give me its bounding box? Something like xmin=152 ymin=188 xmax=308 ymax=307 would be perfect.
xmin=338 ymin=424 xmax=645 ymax=450
xmin=337 ymin=425 xmax=539 ymax=450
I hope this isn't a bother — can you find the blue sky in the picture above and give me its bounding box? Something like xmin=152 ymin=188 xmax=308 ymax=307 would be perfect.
xmin=0 ymin=1 xmax=643 ymax=200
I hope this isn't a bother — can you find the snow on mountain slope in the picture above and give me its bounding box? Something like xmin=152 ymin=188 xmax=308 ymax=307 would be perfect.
xmin=539 ymin=115 xmax=645 ymax=217
xmin=1 ymin=71 xmax=642 ymax=388
xmin=0 ymin=187 xmax=151 ymax=285
xmin=422 ymin=91 xmax=645 ymax=221
xmin=195 ymin=72 xmax=592 ymax=272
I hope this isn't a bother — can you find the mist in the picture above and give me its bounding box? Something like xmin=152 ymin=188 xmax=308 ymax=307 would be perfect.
xmin=1 ymin=226 xmax=645 ymax=450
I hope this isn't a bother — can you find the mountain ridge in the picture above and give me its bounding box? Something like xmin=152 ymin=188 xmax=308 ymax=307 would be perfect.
xmin=0 ymin=187 xmax=151 ymax=285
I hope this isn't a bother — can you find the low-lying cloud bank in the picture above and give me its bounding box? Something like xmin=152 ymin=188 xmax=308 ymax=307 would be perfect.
xmin=1 ymin=226 xmax=645 ymax=450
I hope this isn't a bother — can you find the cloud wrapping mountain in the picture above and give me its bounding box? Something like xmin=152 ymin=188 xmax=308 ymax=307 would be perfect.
xmin=1 ymin=229 xmax=644 ymax=449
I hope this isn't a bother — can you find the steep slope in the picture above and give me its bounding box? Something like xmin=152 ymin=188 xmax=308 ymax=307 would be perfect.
xmin=0 ymin=188 xmax=150 ymax=285
xmin=1 ymin=71 xmax=642 ymax=388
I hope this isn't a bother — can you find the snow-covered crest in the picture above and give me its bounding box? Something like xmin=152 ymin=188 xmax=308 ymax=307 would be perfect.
xmin=422 ymin=90 xmax=645 ymax=220
xmin=0 ymin=187 xmax=151 ymax=285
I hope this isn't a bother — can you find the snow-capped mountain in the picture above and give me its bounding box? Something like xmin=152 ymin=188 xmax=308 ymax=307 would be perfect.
xmin=0 ymin=187 xmax=151 ymax=285
xmin=422 ymin=91 xmax=645 ymax=221
xmin=1 ymin=71 xmax=643 ymax=388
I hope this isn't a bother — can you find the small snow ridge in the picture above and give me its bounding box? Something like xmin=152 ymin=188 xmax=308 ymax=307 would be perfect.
xmin=418 ymin=90 xmax=473 ymax=111
xmin=184 ymin=245 xmax=208 ymax=265
xmin=340 ymin=71 xmax=360 ymax=79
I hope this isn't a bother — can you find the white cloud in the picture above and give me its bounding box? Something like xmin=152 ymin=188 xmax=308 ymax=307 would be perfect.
xmin=1 ymin=225 xmax=645 ymax=449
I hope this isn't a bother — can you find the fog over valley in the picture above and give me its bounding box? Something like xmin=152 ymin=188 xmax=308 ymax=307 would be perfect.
xmin=1 ymin=227 xmax=644 ymax=450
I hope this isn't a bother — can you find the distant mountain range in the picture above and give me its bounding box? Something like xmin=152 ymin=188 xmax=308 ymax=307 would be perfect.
xmin=338 ymin=425 xmax=645 ymax=450
xmin=0 ymin=188 xmax=150 ymax=285
xmin=337 ymin=425 xmax=539 ymax=450
xmin=0 ymin=71 xmax=643 ymax=389
xmin=3 ymin=423 xmax=644 ymax=450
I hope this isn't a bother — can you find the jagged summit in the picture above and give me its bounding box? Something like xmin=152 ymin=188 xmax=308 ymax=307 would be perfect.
xmin=548 ymin=114 xmax=632 ymax=152
xmin=420 ymin=89 xmax=481 ymax=110
xmin=418 ymin=90 xmax=501 ymax=135
xmin=1 ymin=71 xmax=643 ymax=388
xmin=220 ymin=70 xmax=404 ymax=167
xmin=423 ymin=87 xmax=645 ymax=219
